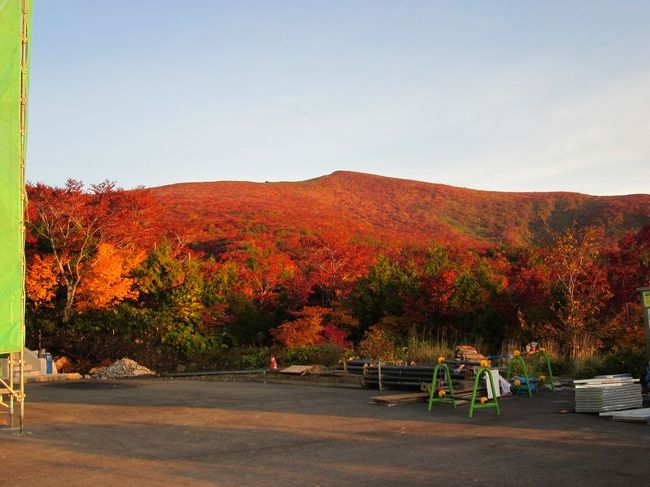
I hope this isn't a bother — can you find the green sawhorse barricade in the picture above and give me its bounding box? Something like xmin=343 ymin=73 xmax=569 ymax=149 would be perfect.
xmin=427 ymin=359 xmax=457 ymax=410
xmin=505 ymin=350 xmax=554 ymax=395
xmin=468 ymin=362 xmax=500 ymax=418
xmin=428 ymin=358 xmax=500 ymax=418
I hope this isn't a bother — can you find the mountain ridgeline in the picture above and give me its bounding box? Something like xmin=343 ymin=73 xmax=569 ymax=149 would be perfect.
xmin=149 ymin=171 xmax=650 ymax=248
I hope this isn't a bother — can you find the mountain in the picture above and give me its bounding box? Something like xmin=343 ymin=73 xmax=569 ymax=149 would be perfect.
xmin=148 ymin=171 xmax=650 ymax=248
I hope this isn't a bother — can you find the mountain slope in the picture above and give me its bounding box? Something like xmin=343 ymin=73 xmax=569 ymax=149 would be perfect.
xmin=148 ymin=171 xmax=650 ymax=247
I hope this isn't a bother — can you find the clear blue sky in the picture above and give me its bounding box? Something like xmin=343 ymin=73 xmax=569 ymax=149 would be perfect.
xmin=27 ymin=0 xmax=650 ymax=195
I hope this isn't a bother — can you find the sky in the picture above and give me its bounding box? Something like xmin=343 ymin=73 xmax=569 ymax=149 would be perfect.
xmin=27 ymin=0 xmax=650 ymax=195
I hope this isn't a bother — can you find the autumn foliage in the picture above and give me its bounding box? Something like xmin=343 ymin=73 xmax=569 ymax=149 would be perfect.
xmin=24 ymin=172 xmax=650 ymax=365
xmin=272 ymin=307 xmax=328 ymax=348
xmin=25 ymin=254 xmax=57 ymax=307
xmin=75 ymin=243 xmax=143 ymax=311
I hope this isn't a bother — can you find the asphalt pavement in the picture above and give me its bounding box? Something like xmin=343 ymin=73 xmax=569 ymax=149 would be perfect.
xmin=1 ymin=378 xmax=648 ymax=486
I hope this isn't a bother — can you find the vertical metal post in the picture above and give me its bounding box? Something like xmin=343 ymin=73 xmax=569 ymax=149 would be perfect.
xmin=18 ymin=0 xmax=30 ymax=435
xmin=637 ymin=288 xmax=650 ymax=355
xmin=19 ymin=347 xmax=24 ymax=433
xmin=643 ymin=308 xmax=650 ymax=357
xmin=377 ymin=360 xmax=383 ymax=391
xmin=637 ymin=287 xmax=650 ymax=391
xmin=9 ymin=353 xmax=14 ymax=428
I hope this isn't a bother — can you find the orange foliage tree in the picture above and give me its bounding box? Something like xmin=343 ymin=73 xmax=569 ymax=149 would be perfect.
xmin=75 ymin=243 xmax=144 ymax=311
xmin=25 ymin=254 xmax=58 ymax=307
xmin=541 ymin=226 xmax=612 ymax=358
xmin=272 ymin=306 xmax=328 ymax=348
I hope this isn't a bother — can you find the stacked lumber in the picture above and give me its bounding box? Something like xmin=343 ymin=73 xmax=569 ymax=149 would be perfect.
xmin=278 ymin=365 xmax=317 ymax=375
xmin=420 ymin=381 xmax=486 ymax=398
xmin=370 ymin=392 xmax=473 ymax=407
xmin=371 ymin=392 xmax=429 ymax=406
xmin=454 ymin=345 xmax=486 ymax=364
xmin=420 ymin=379 xmax=476 ymax=394
xmin=574 ymin=375 xmax=642 ymax=413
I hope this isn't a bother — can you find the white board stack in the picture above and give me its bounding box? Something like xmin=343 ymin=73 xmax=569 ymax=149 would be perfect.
xmin=599 ymin=408 xmax=650 ymax=424
xmin=574 ymin=375 xmax=642 ymax=413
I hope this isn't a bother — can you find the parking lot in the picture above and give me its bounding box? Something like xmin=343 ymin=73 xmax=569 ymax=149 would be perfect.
xmin=1 ymin=378 xmax=648 ymax=486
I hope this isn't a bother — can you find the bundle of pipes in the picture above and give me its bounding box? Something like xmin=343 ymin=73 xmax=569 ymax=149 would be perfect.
xmin=346 ymin=360 xmax=466 ymax=390
xmin=346 ymin=359 xmax=375 ymax=375
xmin=346 ymin=358 xmax=487 ymax=372
xmin=364 ymin=365 xmax=467 ymax=389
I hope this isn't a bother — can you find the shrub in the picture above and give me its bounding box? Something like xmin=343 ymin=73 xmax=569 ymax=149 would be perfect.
xmin=357 ymin=326 xmax=398 ymax=361
xmin=601 ymin=349 xmax=647 ymax=378
xmin=570 ymin=355 xmax=605 ymax=379
xmin=405 ymin=335 xmax=454 ymax=364
xmin=238 ymin=347 xmax=272 ymax=369
xmin=277 ymin=343 xmax=348 ymax=367
xmin=549 ymin=356 xmax=572 ymax=377
xmin=555 ymin=349 xmax=647 ymax=380
xmin=322 ymin=324 xmax=351 ymax=348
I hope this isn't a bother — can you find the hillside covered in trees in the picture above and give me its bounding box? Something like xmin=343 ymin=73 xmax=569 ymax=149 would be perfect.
xmin=151 ymin=171 xmax=650 ymax=248
xmin=25 ymin=172 xmax=650 ymax=370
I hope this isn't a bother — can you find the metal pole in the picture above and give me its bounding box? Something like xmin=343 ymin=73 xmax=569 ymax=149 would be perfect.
xmin=18 ymin=0 xmax=30 ymax=435
xmin=637 ymin=288 xmax=650 ymax=359
xmin=377 ymin=360 xmax=383 ymax=391
xmin=19 ymin=347 xmax=24 ymax=433
xmin=9 ymin=353 xmax=14 ymax=429
xmin=637 ymin=287 xmax=650 ymax=391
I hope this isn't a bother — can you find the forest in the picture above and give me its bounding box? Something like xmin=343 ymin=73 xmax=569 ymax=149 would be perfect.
xmin=24 ymin=173 xmax=650 ymax=375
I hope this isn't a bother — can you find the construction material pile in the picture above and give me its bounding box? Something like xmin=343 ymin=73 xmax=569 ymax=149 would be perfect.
xmin=363 ymin=363 xmax=466 ymax=389
xmin=574 ymin=375 xmax=642 ymax=413
xmin=92 ymin=358 xmax=155 ymax=379
xmin=346 ymin=359 xmax=466 ymax=390
xmin=454 ymin=345 xmax=486 ymax=364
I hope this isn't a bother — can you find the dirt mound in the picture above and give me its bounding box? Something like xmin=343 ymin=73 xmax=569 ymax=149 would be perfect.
xmin=92 ymin=358 xmax=155 ymax=379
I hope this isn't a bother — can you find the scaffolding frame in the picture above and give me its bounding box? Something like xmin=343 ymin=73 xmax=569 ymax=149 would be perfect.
xmin=0 ymin=0 xmax=30 ymax=434
xmin=0 ymin=350 xmax=25 ymax=433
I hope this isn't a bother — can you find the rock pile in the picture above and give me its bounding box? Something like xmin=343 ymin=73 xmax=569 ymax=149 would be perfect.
xmin=92 ymin=358 xmax=155 ymax=379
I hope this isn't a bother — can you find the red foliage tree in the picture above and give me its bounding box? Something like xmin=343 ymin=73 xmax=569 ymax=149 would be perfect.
xmin=28 ymin=180 xmax=154 ymax=322
xmin=222 ymin=238 xmax=297 ymax=309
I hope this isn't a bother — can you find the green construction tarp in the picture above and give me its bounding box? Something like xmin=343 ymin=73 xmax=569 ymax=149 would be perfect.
xmin=0 ymin=0 xmax=32 ymax=354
